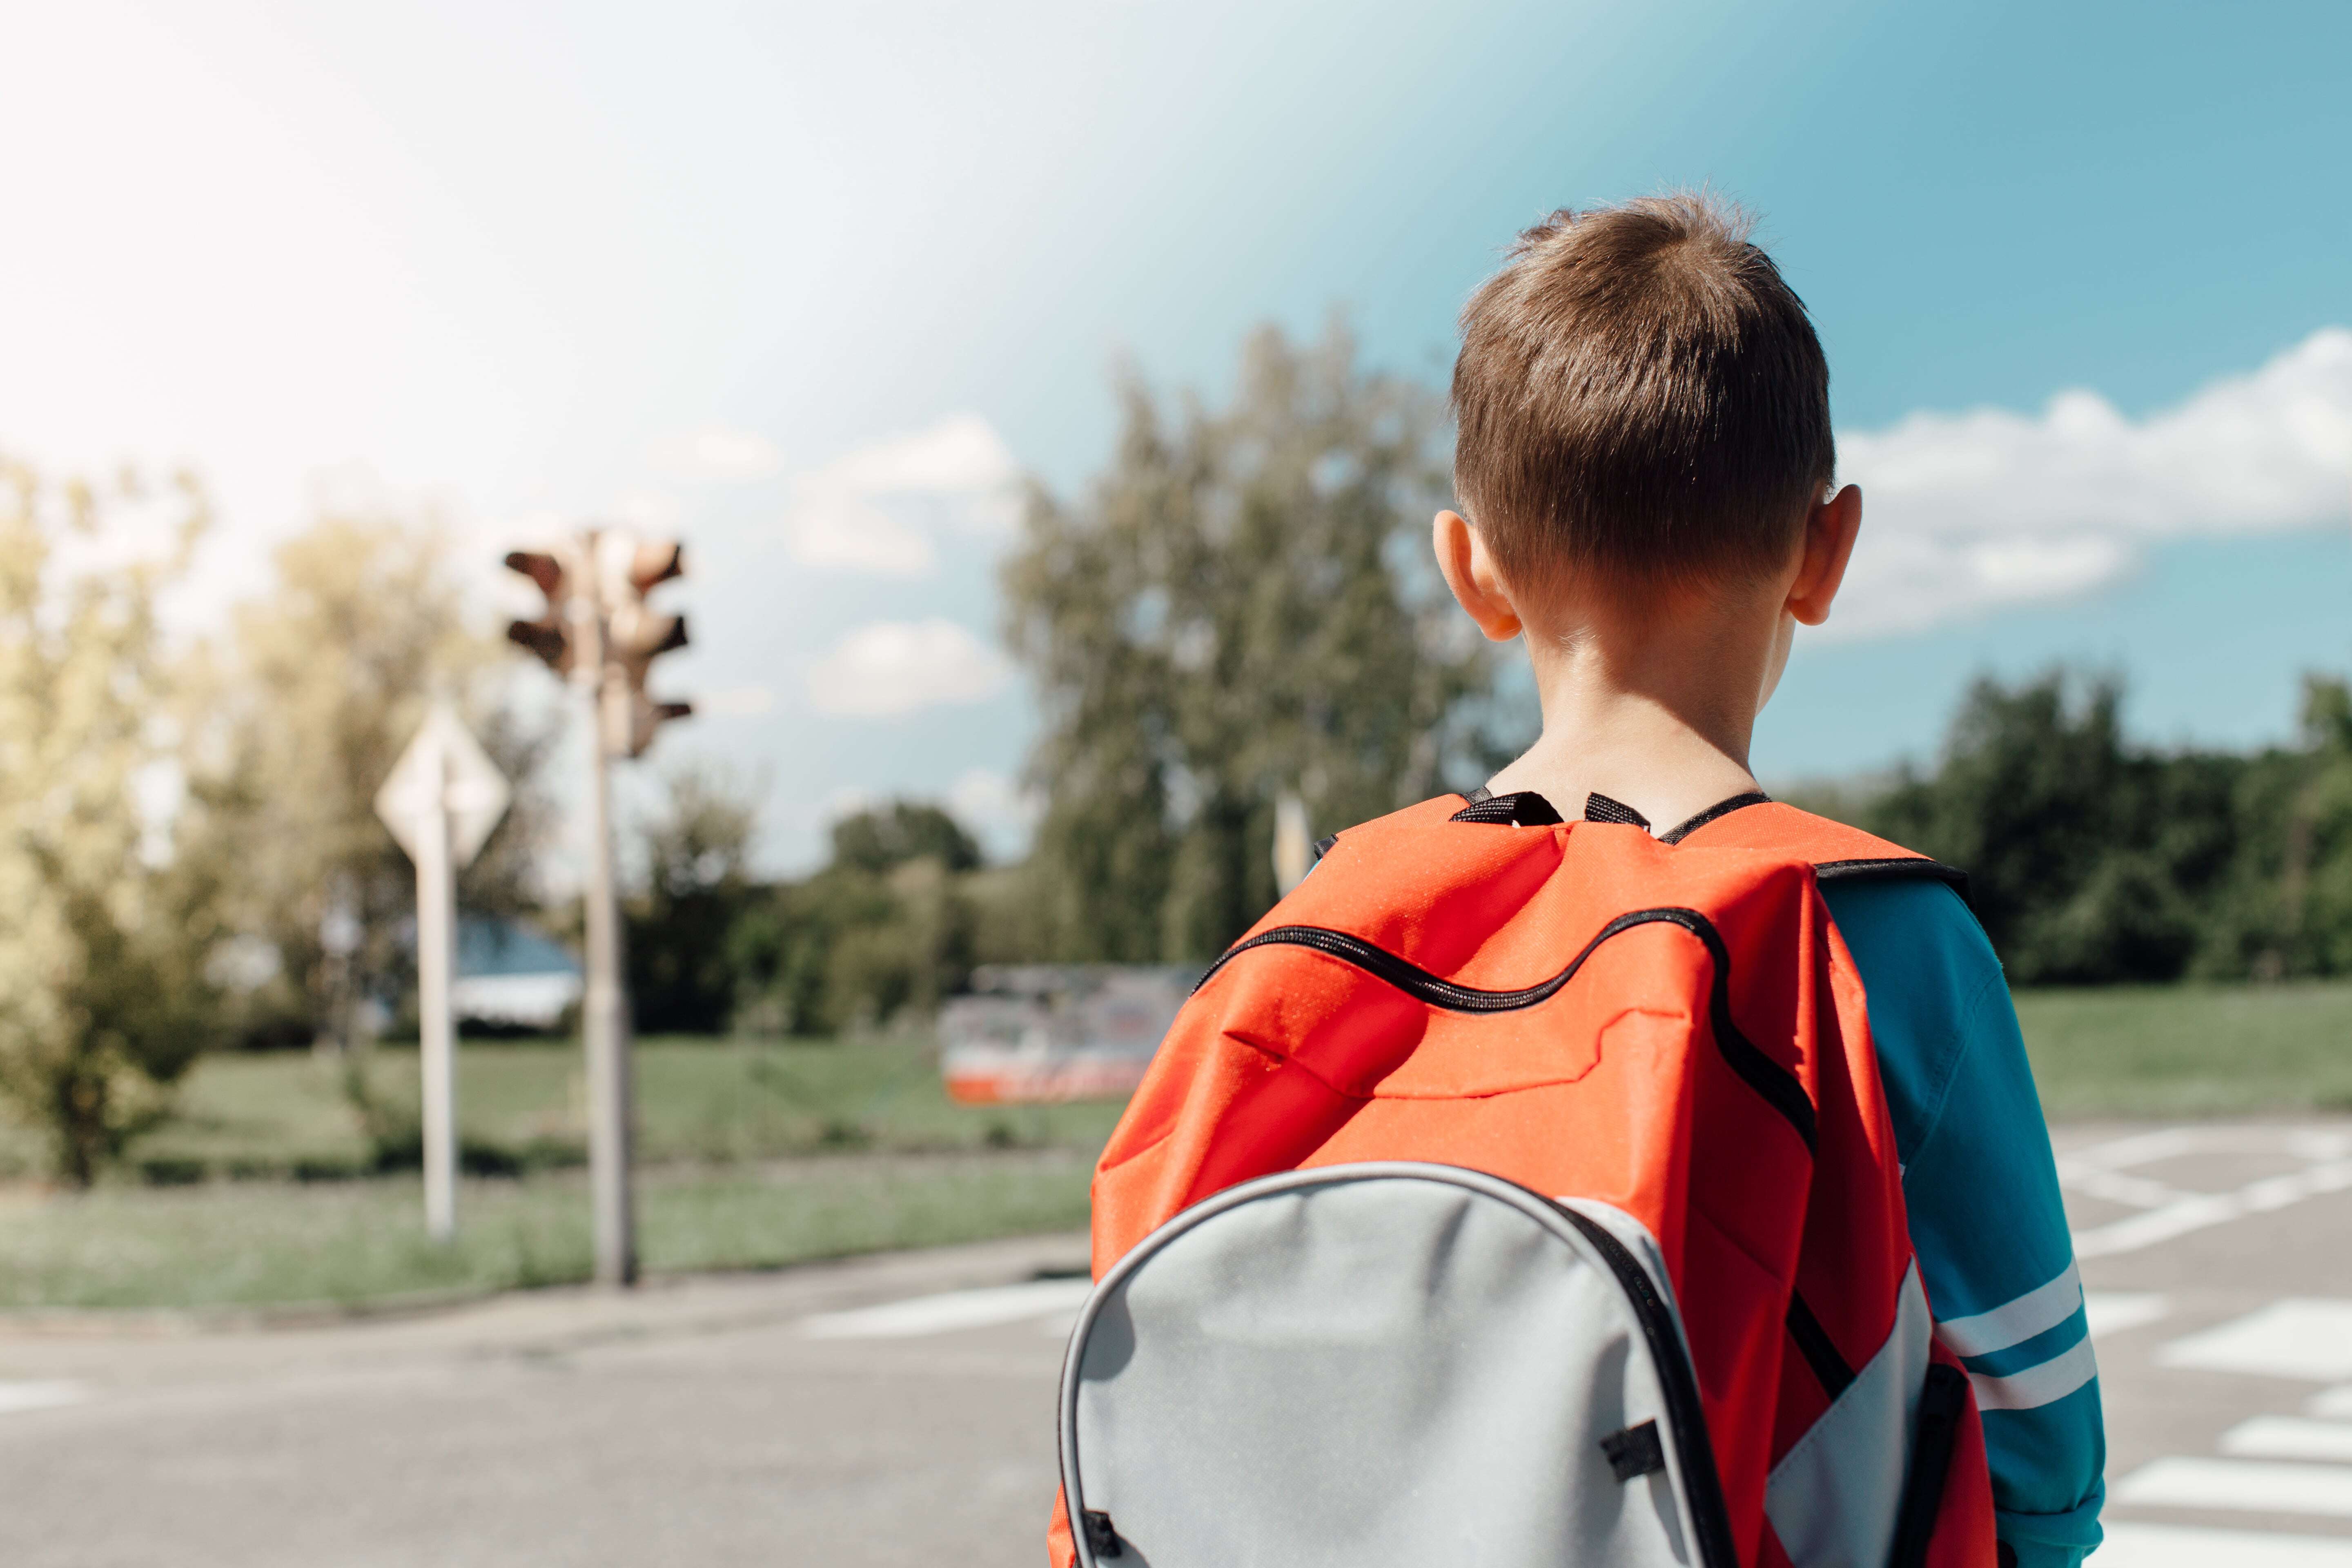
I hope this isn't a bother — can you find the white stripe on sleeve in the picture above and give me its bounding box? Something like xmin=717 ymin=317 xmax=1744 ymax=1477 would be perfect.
xmin=1936 ymin=1259 xmax=2082 ymax=1358
xmin=1967 ymin=1336 xmax=2100 ymax=1412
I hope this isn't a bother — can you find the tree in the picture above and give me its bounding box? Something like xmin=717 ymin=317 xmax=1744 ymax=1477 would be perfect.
xmin=2189 ymin=675 xmax=2352 ymax=981
xmin=1003 ymin=322 xmax=1501 ymax=962
xmin=628 ymin=764 xmax=761 ymax=1034
xmin=179 ymin=510 xmax=555 ymax=1051
xmin=1851 ymin=670 xmax=2244 ymax=985
xmin=729 ymin=800 xmax=984 ymax=1036
xmin=0 ymin=461 xmax=226 ymax=1183
xmin=830 ymin=802 xmax=980 ymax=877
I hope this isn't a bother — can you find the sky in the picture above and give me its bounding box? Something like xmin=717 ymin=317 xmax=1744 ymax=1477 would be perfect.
xmin=5 ymin=0 xmax=2350 ymax=872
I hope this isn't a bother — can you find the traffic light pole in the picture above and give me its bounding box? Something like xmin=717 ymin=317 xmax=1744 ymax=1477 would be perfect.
xmin=507 ymin=527 xmax=686 ymax=1291
xmin=573 ymin=576 xmax=638 ymax=1287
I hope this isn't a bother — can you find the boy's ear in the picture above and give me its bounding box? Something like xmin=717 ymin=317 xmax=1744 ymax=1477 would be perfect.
xmin=1432 ymin=511 xmax=1523 ymax=642
xmin=1786 ymin=484 xmax=1863 ymax=627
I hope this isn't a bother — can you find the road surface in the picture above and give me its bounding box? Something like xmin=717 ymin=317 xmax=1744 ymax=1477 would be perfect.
xmin=2 ymin=1120 xmax=2350 ymax=1566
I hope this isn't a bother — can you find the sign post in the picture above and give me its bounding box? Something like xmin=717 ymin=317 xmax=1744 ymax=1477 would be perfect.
xmin=375 ymin=705 xmax=511 ymax=1241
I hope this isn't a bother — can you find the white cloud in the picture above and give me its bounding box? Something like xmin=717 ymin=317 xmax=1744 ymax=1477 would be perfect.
xmin=612 ymin=487 xmax=685 ymax=531
xmin=947 ymin=766 xmax=1043 ymax=862
xmin=647 ymin=425 xmax=783 ymax=481
xmin=1831 ymin=327 xmax=2352 ymax=637
xmin=773 ymin=413 xmax=1021 ymax=576
xmin=948 ymin=765 xmax=1042 ymax=831
xmin=698 ymin=684 xmax=775 ymax=717
xmin=781 ymin=492 xmax=936 ymax=573
xmin=807 ymin=618 xmax=1013 ymax=717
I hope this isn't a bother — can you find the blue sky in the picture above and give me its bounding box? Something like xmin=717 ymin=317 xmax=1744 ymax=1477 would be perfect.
xmin=5 ymin=1 xmax=2350 ymax=870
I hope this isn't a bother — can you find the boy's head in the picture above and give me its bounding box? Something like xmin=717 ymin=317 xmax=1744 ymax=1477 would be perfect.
xmin=1450 ymin=194 xmax=1834 ymax=599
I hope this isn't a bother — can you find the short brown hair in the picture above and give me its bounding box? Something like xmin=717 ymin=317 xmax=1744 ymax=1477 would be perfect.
xmin=1451 ymin=194 xmax=1833 ymax=592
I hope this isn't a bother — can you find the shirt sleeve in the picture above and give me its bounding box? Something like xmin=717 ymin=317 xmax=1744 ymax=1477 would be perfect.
xmin=1820 ymin=879 xmax=2107 ymax=1568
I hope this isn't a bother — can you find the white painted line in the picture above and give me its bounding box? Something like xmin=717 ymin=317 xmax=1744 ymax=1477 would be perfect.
xmin=800 ymin=1278 xmax=1094 ymax=1340
xmin=2223 ymin=1417 xmax=2352 ymax=1463
xmin=2288 ymin=1131 xmax=2352 ymax=1163
xmin=0 ymin=1381 xmax=87 ymax=1414
xmin=2058 ymin=1127 xmax=2352 ymax=1258
xmin=2073 ymin=1162 xmax=2352 ymax=1258
xmin=2099 ymin=1521 xmax=2352 ymax=1566
xmin=2113 ymin=1457 xmax=2352 ymax=1518
xmin=2063 ymin=1125 xmax=2209 ymax=1171
xmin=2086 ymin=1292 xmax=2171 ymax=1339
xmin=2061 ymin=1166 xmax=2193 ymax=1210
xmin=2312 ymin=1388 xmax=2352 ymax=1420
xmin=2161 ymin=1301 xmax=2352 ymax=1381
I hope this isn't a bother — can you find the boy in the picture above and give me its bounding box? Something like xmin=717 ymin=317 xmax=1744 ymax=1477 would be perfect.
xmin=1053 ymin=196 xmax=2102 ymax=1568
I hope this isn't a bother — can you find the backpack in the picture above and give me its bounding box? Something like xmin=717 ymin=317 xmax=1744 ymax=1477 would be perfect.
xmin=1049 ymin=791 xmax=2000 ymax=1568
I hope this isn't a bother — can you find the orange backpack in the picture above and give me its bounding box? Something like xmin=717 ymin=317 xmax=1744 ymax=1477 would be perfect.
xmin=1049 ymin=791 xmax=1998 ymax=1568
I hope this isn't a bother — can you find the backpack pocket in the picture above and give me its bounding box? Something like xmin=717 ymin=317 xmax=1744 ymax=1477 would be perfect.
xmin=1058 ymin=1162 xmax=1739 ymax=1568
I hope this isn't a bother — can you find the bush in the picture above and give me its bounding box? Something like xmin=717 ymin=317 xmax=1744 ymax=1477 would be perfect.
xmin=1835 ymin=668 xmax=2352 ymax=985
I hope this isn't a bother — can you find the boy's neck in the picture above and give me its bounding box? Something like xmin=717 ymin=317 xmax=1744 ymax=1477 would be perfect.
xmin=1483 ymin=586 xmax=1780 ymax=833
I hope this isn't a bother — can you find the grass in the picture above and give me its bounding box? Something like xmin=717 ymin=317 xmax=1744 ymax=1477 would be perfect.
xmin=0 ymin=1150 xmax=1094 ymax=1312
xmin=2016 ymin=978 xmax=2352 ymax=1120
xmin=0 ymin=1031 xmax=1129 ymax=1184
xmin=0 ymin=1032 xmax=1116 ymax=1312
xmin=1 ymin=982 xmax=2346 ymax=1312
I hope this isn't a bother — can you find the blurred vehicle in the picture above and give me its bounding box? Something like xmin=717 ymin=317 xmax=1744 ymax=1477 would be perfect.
xmin=938 ymin=964 xmax=1196 ymax=1104
xmin=453 ymin=917 xmax=584 ymax=1032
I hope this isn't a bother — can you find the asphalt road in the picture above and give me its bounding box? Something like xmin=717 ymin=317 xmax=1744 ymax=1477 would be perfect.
xmin=2 ymin=1121 xmax=2350 ymax=1566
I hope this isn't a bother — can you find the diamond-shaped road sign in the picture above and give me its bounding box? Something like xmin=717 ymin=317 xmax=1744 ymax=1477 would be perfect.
xmin=374 ymin=704 xmax=512 ymax=868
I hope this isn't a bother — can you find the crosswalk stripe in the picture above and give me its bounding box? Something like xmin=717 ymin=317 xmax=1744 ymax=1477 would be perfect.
xmin=0 ymin=1381 xmax=85 ymax=1414
xmin=2224 ymin=1417 xmax=2352 ymax=1464
xmin=2314 ymin=1388 xmax=2352 ymax=1420
xmin=2099 ymin=1522 xmax=2352 ymax=1566
xmin=2113 ymin=1457 xmax=2352 ymax=1518
xmin=2085 ymin=1291 xmax=2170 ymax=1339
xmin=2160 ymin=1300 xmax=2352 ymax=1381
xmin=800 ymin=1278 xmax=1094 ymax=1339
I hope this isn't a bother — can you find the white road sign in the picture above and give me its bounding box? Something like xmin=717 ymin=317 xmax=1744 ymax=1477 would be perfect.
xmin=374 ymin=705 xmax=511 ymax=868
xmin=374 ymin=704 xmax=511 ymax=1243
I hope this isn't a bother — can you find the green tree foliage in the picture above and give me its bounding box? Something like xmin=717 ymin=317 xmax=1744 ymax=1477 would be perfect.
xmin=829 ymin=802 xmax=981 ymax=876
xmin=180 ymin=512 xmax=555 ymax=1050
xmin=1838 ymin=668 xmax=2352 ymax=986
xmin=0 ymin=462 xmax=227 ymax=1183
xmin=731 ymin=801 xmax=982 ymax=1036
xmin=1003 ymin=322 xmax=1499 ymax=961
xmin=2191 ymin=676 xmax=2352 ymax=981
xmin=627 ymin=766 xmax=760 ymax=1035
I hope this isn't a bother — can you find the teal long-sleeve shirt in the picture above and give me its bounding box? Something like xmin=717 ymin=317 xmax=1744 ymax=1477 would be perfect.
xmin=1820 ymin=879 xmax=2106 ymax=1568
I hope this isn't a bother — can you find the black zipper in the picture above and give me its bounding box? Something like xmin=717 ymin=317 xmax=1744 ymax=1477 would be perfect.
xmin=1195 ymin=910 xmax=1818 ymax=1151
xmin=1549 ymin=1200 xmax=1742 ymax=1568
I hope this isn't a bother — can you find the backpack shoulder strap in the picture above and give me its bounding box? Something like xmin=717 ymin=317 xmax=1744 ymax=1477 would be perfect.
xmin=1667 ymin=797 xmax=1972 ymax=904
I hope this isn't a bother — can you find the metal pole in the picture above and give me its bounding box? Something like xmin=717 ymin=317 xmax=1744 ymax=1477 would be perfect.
xmin=416 ymin=730 xmax=458 ymax=1242
xmin=575 ymin=541 xmax=637 ymax=1287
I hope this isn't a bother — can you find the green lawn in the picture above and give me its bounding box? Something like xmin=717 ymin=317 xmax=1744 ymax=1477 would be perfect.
xmin=0 ymin=982 xmax=2345 ymax=1312
xmin=2016 ymin=978 xmax=2352 ymax=1119
xmin=0 ymin=1150 xmax=1094 ymax=1311
xmin=0 ymin=1031 xmax=1128 ymax=1184
xmin=0 ymin=1033 xmax=1116 ymax=1312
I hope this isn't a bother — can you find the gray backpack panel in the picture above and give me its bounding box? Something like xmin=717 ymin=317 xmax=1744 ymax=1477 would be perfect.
xmin=1059 ymin=1162 xmax=1737 ymax=1568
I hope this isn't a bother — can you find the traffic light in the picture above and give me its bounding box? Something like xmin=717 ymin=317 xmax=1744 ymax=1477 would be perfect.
xmin=503 ymin=549 xmax=577 ymax=673
xmin=617 ymin=693 xmax=695 ymax=759
xmin=594 ymin=532 xmax=692 ymax=759
xmin=495 ymin=526 xmax=692 ymax=1290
